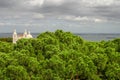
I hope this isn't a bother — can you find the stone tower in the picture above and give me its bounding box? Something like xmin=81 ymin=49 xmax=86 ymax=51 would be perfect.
xmin=23 ymin=29 xmax=27 ymax=38
xmin=13 ymin=29 xmax=17 ymax=43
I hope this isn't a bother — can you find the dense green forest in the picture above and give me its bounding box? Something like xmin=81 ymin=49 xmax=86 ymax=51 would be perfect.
xmin=0 ymin=30 xmax=120 ymax=80
xmin=0 ymin=37 xmax=12 ymax=43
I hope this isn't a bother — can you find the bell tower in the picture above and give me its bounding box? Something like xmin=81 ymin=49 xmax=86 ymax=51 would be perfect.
xmin=13 ymin=29 xmax=17 ymax=43
xmin=23 ymin=29 xmax=27 ymax=38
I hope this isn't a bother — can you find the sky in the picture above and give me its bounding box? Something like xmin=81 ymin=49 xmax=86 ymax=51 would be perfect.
xmin=0 ymin=0 xmax=120 ymax=33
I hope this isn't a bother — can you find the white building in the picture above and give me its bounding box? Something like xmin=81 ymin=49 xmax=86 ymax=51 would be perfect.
xmin=13 ymin=29 xmax=33 ymax=43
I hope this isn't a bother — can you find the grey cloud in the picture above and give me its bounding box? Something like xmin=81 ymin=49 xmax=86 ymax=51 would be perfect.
xmin=0 ymin=0 xmax=120 ymax=33
xmin=0 ymin=0 xmax=25 ymax=8
xmin=93 ymin=5 xmax=120 ymax=21
xmin=29 ymin=0 xmax=120 ymax=22
xmin=32 ymin=1 xmax=95 ymax=17
xmin=0 ymin=0 xmax=119 ymax=19
xmin=0 ymin=0 xmax=15 ymax=7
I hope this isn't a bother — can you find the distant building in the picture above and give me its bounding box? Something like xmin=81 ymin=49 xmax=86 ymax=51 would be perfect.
xmin=13 ymin=29 xmax=33 ymax=43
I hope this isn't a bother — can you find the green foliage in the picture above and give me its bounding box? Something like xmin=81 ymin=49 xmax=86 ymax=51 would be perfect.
xmin=0 ymin=30 xmax=120 ymax=80
xmin=5 ymin=65 xmax=29 ymax=80
xmin=0 ymin=41 xmax=13 ymax=53
xmin=0 ymin=37 xmax=12 ymax=43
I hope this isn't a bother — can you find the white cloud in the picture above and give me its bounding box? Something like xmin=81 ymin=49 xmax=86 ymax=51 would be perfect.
xmin=94 ymin=19 xmax=103 ymax=23
xmin=1 ymin=15 xmax=24 ymax=19
xmin=26 ymin=0 xmax=44 ymax=6
xmin=0 ymin=22 xmax=15 ymax=26
xmin=58 ymin=15 xmax=72 ymax=20
xmin=32 ymin=13 xmax=45 ymax=19
xmin=58 ymin=15 xmax=107 ymax=23
xmin=82 ymin=0 xmax=114 ymax=6
xmin=0 ymin=22 xmax=5 ymax=26
xmin=12 ymin=15 xmax=21 ymax=19
xmin=74 ymin=16 xmax=89 ymax=21
xmin=45 ymin=0 xmax=64 ymax=6
xmin=94 ymin=18 xmax=108 ymax=23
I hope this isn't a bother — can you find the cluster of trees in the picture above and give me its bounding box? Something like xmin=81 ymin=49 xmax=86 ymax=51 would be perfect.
xmin=0 ymin=30 xmax=120 ymax=80
xmin=0 ymin=37 xmax=12 ymax=43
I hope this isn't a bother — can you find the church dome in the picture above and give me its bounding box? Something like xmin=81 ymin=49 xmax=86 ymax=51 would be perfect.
xmin=13 ymin=29 xmax=33 ymax=43
xmin=27 ymin=35 xmax=33 ymax=38
xmin=27 ymin=31 xmax=33 ymax=38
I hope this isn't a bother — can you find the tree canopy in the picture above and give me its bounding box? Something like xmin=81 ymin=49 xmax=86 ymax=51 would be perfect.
xmin=0 ymin=30 xmax=120 ymax=80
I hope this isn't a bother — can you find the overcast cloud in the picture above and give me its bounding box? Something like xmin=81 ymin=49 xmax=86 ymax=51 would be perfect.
xmin=0 ymin=0 xmax=120 ymax=33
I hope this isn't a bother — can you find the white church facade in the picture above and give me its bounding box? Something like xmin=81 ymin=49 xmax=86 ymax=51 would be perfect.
xmin=13 ymin=29 xmax=33 ymax=43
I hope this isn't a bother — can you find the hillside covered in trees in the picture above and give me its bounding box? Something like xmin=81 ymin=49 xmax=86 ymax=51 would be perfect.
xmin=0 ymin=30 xmax=120 ymax=80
